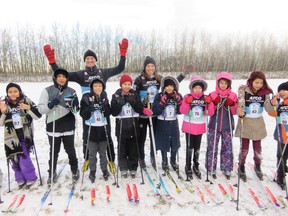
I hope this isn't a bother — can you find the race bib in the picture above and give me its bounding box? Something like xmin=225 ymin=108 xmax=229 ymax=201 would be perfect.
xmin=158 ymin=104 xmax=176 ymax=120
xmin=85 ymin=110 xmax=107 ymax=126
xmin=184 ymin=105 xmax=205 ymax=124
xmin=245 ymin=102 xmax=263 ymax=118
xmin=12 ymin=113 xmax=23 ymax=129
xmin=280 ymin=112 xmax=288 ymax=125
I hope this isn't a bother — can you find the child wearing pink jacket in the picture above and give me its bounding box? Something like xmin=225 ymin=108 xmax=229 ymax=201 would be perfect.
xmin=180 ymin=76 xmax=214 ymax=179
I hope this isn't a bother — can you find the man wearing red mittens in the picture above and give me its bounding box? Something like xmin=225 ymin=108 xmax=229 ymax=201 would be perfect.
xmin=43 ymin=38 xmax=129 ymax=174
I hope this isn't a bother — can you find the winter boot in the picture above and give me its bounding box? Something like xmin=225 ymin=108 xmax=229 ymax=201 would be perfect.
xmin=223 ymin=171 xmax=231 ymax=180
xmin=18 ymin=182 xmax=26 ymax=190
xmin=81 ymin=160 xmax=89 ymax=172
xmin=102 ymin=170 xmax=110 ymax=181
xmin=47 ymin=172 xmax=57 ymax=187
xmin=130 ymin=170 xmax=137 ymax=179
xmin=26 ymin=180 xmax=37 ymax=189
xmin=89 ymin=170 xmax=96 ymax=183
xmin=193 ymin=164 xmax=202 ymax=179
xmin=185 ymin=165 xmax=193 ymax=180
xmin=239 ymin=165 xmax=247 ymax=182
xmin=254 ymin=164 xmax=263 ymax=181
xmin=212 ymin=173 xmax=217 ymax=179
xmin=72 ymin=169 xmax=80 ymax=183
xmin=276 ymin=175 xmax=286 ymax=190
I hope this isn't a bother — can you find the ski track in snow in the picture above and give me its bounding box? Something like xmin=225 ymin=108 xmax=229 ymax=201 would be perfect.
xmin=0 ymin=79 xmax=287 ymax=216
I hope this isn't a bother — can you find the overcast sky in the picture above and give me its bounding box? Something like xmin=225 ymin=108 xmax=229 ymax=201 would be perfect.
xmin=1 ymin=0 xmax=288 ymax=39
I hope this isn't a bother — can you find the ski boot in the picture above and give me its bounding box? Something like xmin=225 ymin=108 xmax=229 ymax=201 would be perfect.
xmin=72 ymin=169 xmax=80 ymax=183
xmin=223 ymin=171 xmax=231 ymax=180
xmin=130 ymin=170 xmax=137 ymax=179
xmin=89 ymin=170 xmax=96 ymax=183
xmin=185 ymin=165 xmax=193 ymax=180
xmin=276 ymin=175 xmax=286 ymax=190
xmin=139 ymin=160 xmax=146 ymax=169
xmin=18 ymin=182 xmax=26 ymax=190
xmin=162 ymin=161 xmax=169 ymax=172
xmin=170 ymin=161 xmax=179 ymax=172
xmin=254 ymin=164 xmax=263 ymax=181
xmin=212 ymin=174 xmax=217 ymax=179
xmin=121 ymin=170 xmax=128 ymax=179
xmin=193 ymin=164 xmax=202 ymax=179
xmin=102 ymin=170 xmax=110 ymax=181
xmin=81 ymin=160 xmax=89 ymax=172
xmin=47 ymin=174 xmax=57 ymax=187
xmin=26 ymin=180 xmax=36 ymax=189
xmin=239 ymin=165 xmax=247 ymax=182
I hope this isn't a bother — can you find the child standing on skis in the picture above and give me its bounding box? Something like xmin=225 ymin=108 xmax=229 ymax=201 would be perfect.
xmin=268 ymin=81 xmax=288 ymax=190
xmin=180 ymin=76 xmax=213 ymax=179
xmin=206 ymin=72 xmax=238 ymax=179
xmin=0 ymin=83 xmax=41 ymax=189
xmin=38 ymin=68 xmax=80 ymax=186
xmin=80 ymin=78 xmax=111 ymax=182
xmin=235 ymin=71 xmax=274 ymax=182
xmin=152 ymin=76 xmax=183 ymax=171
xmin=111 ymin=74 xmax=152 ymax=178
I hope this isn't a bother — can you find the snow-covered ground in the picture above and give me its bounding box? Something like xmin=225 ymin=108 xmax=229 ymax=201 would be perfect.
xmin=0 ymin=78 xmax=287 ymax=216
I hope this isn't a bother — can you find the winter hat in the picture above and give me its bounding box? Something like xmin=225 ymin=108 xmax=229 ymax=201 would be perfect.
xmin=54 ymin=68 xmax=69 ymax=79
xmin=216 ymin=72 xmax=232 ymax=88
xmin=189 ymin=76 xmax=207 ymax=92
xmin=278 ymin=81 xmax=288 ymax=92
xmin=161 ymin=76 xmax=179 ymax=91
xmin=84 ymin=49 xmax=97 ymax=61
xmin=6 ymin=82 xmax=22 ymax=94
xmin=143 ymin=56 xmax=156 ymax=69
xmin=120 ymin=74 xmax=133 ymax=86
xmin=90 ymin=77 xmax=106 ymax=91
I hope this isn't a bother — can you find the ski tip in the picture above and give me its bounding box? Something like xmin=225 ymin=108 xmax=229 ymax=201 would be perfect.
xmin=275 ymin=203 xmax=281 ymax=207
xmin=176 ymin=187 xmax=181 ymax=193
xmin=64 ymin=209 xmax=70 ymax=213
xmin=134 ymin=199 xmax=140 ymax=203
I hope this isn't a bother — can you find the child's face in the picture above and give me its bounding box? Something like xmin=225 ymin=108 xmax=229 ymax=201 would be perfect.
xmin=7 ymin=87 xmax=20 ymax=102
xmin=165 ymin=85 xmax=174 ymax=94
xmin=193 ymin=85 xmax=203 ymax=94
xmin=92 ymin=82 xmax=103 ymax=96
xmin=252 ymin=78 xmax=264 ymax=91
xmin=121 ymin=82 xmax=132 ymax=93
xmin=218 ymin=79 xmax=229 ymax=90
xmin=278 ymin=90 xmax=288 ymax=100
xmin=145 ymin=64 xmax=155 ymax=76
xmin=56 ymin=74 xmax=67 ymax=86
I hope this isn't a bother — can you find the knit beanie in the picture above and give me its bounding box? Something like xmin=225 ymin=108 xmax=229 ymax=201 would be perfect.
xmin=278 ymin=81 xmax=288 ymax=92
xmin=120 ymin=74 xmax=133 ymax=86
xmin=164 ymin=79 xmax=176 ymax=88
xmin=83 ymin=49 xmax=97 ymax=61
xmin=54 ymin=68 xmax=69 ymax=79
xmin=143 ymin=56 xmax=156 ymax=68
xmin=6 ymin=82 xmax=22 ymax=94
xmin=192 ymin=82 xmax=205 ymax=90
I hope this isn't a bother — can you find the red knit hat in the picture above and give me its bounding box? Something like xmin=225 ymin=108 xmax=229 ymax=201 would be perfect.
xmin=120 ymin=74 xmax=133 ymax=86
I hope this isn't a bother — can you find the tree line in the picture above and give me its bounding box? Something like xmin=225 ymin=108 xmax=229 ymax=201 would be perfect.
xmin=0 ymin=24 xmax=287 ymax=79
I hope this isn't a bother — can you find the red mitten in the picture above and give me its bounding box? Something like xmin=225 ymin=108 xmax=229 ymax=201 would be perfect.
xmin=225 ymin=97 xmax=234 ymax=106
xmin=119 ymin=38 xmax=128 ymax=56
xmin=213 ymin=96 xmax=220 ymax=105
xmin=205 ymin=95 xmax=212 ymax=104
xmin=43 ymin=44 xmax=56 ymax=64
xmin=143 ymin=108 xmax=153 ymax=116
xmin=185 ymin=95 xmax=193 ymax=104
xmin=283 ymin=99 xmax=288 ymax=106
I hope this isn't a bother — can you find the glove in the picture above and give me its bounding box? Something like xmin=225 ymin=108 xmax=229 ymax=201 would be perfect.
xmin=125 ymin=94 xmax=135 ymax=105
xmin=172 ymin=93 xmax=182 ymax=104
xmin=160 ymin=94 xmax=168 ymax=106
xmin=143 ymin=108 xmax=153 ymax=116
xmin=73 ymin=97 xmax=79 ymax=107
xmin=48 ymin=98 xmax=60 ymax=109
xmin=225 ymin=97 xmax=234 ymax=106
xmin=205 ymin=95 xmax=212 ymax=104
xmin=119 ymin=38 xmax=128 ymax=56
xmin=185 ymin=95 xmax=193 ymax=104
xmin=213 ymin=96 xmax=220 ymax=105
xmin=283 ymin=99 xmax=288 ymax=106
xmin=183 ymin=64 xmax=195 ymax=75
xmin=116 ymin=96 xmax=126 ymax=106
xmin=89 ymin=105 xmax=96 ymax=113
xmin=43 ymin=44 xmax=56 ymax=64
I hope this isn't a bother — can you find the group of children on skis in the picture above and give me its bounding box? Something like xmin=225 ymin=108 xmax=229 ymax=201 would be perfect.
xmin=0 ymin=37 xmax=287 ymax=192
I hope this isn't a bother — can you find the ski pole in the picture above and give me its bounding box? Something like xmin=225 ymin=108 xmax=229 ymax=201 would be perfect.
xmin=49 ymin=109 xmax=56 ymax=205
xmin=7 ymin=159 xmax=11 ymax=193
xmin=32 ymin=143 xmax=42 ymax=186
xmin=186 ymin=107 xmax=193 ymax=181
xmin=0 ymin=168 xmax=3 ymax=203
xmin=236 ymin=117 xmax=244 ymax=211
xmin=116 ymin=119 xmax=123 ymax=188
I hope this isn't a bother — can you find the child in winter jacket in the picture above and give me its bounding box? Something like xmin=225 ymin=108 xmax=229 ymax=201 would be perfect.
xmin=38 ymin=68 xmax=80 ymax=186
xmin=268 ymin=81 xmax=288 ymax=190
xmin=111 ymin=74 xmax=152 ymax=178
xmin=0 ymin=83 xmax=41 ymax=189
xmin=152 ymin=76 xmax=183 ymax=172
xmin=235 ymin=71 xmax=274 ymax=182
xmin=80 ymin=78 xmax=111 ymax=182
xmin=133 ymin=56 xmax=188 ymax=169
xmin=206 ymin=72 xmax=238 ymax=179
xmin=180 ymin=76 xmax=214 ymax=179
